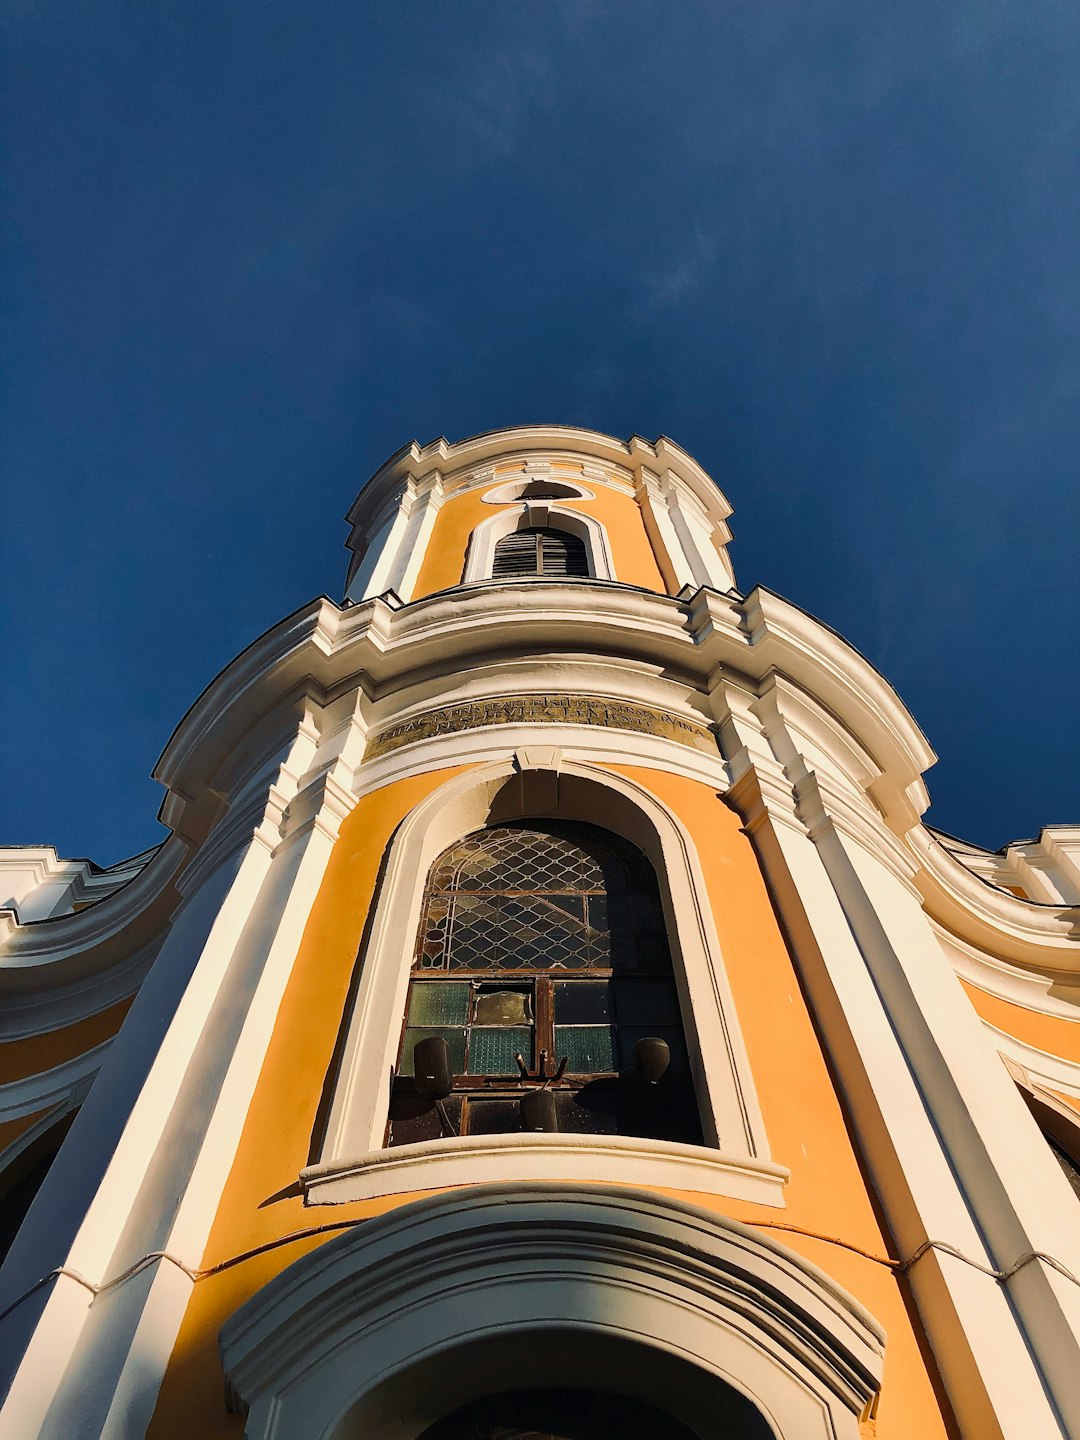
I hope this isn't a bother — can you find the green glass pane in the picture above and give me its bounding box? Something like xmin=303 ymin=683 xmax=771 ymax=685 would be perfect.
xmin=473 ymin=988 xmax=531 ymax=1026
xmin=555 ymin=1024 xmax=615 ymax=1073
xmin=399 ymin=1027 xmax=466 ymax=1077
xmin=618 ymin=1027 xmax=688 ymax=1073
xmin=614 ymin=979 xmax=680 ymax=1026
xmin=467 ymin=1027 xmax=532 ymax=1075
xmin=407 ymin=982 xmax=469 ymax=1027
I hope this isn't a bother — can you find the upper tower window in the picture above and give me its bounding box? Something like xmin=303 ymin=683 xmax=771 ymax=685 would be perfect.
xmin=491 ymin=526 xmax=591 ymax=579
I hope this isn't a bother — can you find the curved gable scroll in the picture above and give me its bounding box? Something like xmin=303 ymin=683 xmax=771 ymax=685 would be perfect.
xmin=220 ymin=1184 xmax=885 ymax=1440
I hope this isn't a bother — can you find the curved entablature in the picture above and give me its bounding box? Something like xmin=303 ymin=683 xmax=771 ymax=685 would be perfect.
xmin=12 ymin=581 xmax=1060 ymax=943
xmin=347 ymin=425 xmax=735 ymax=531
xmin=933 ymin=825 xmax=1080 ymax=906
xmin=0 ymin=838 xmax=185 ymax=1032
xmin=5 ymin=579 xmax=1075 ymax=1037
xmin=0 ymin=844 xmax=157 ymax=925
xmin=220 ymin=1183 xmax=884 ymax=1439
xmin=910 ymin=826 xmax=1080 ymax=975
xmin=148 ymin=582 xmax=939 ymax=843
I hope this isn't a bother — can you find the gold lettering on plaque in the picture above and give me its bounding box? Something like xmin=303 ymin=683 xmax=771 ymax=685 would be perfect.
xmin=364 ymin=694 xmax=716 ymax=760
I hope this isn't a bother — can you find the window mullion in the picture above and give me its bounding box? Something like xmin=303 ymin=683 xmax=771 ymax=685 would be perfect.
xmin=536 ymin=977 xmax=555 ymax=1072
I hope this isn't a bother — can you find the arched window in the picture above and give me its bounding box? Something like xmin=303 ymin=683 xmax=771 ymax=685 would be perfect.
xmin=0 ymin=1111 xmax=76 ymax=1264
xmin=387 ymin=821 xmax=701 ymax=1146
xmin=491 ymin=526 xmax=591 ymax=578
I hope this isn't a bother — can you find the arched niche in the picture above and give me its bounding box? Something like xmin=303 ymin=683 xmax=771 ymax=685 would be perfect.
xmin=306 ymin=758 xmax=784 ymax=1208
xmin=461 ymin=505 xmax=615 ymax=584
xmin=0 ymin=1108 xmax=78 ymax=1265
xmin=219 ymin=1184 xmax=884 ymax=1440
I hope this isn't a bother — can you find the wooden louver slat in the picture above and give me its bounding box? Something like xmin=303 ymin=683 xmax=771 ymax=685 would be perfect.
xmin=491 ymin=527 xmax=590 ymax=579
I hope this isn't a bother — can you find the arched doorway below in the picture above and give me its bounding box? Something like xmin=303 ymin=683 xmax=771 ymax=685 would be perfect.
xmin=418 ymin=1385 xmax=702 ymax=1439
xmin=331 ymin=1329 xmax=776 ymax=1440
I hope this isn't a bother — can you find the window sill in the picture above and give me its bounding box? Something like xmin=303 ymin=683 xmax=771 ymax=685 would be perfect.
xmin=301 ymin=1133 xmax=789 ymax=1209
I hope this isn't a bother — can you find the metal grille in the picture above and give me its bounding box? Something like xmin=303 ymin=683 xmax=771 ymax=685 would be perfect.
xmin=491 ymin=527 xmax=590 ymax=578
xmin=415 ymin=823 xmax=665 ymax=973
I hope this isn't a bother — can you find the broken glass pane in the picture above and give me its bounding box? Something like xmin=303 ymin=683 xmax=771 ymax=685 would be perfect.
xmin=614 ymin=979 xmax=680 ymax=1026
xmin=473 ymin=988 xmax=531 ymax=1026
xmin=554 ymin=980 xmax=611 ymax=1024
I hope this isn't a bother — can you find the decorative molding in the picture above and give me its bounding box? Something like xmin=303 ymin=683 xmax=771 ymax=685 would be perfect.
xmin=364 ymin=693 xmax=717 ymax=761
xmin=352 ymin=725 xmax=732 ymax=807
xmin=908 ymin=826 xmax=1080 ymax=974
xmin=0 ymin=1039 xmax=109 ymax=1123
xmin=481 ymin=478 xmax=596 ymax=504
xmin=220 ymin=1184 xmax=883 ymax=1440
xmin=986 ymin=1023 xmax=1080 ymax=1101
xmin=302 ymin=1132 xmax=789 ymax=1207
xmin=935 ymin=923 xmax=1080 ymax=1022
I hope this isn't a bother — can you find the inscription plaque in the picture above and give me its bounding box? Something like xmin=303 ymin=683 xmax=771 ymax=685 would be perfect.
xmin=364 ymin=694 xmax=717 ymax=760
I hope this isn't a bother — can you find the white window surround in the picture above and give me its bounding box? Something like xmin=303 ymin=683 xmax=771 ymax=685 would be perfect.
xmin=219 ymin=1184 xmax=884 ymax=1440
xmin=306 ymin=756 xmax=784 ymax=1208
xmin=461 ymin=504 xmax=616 ymax=584
xmin=481 ymin=479 xmax=596 ymax=504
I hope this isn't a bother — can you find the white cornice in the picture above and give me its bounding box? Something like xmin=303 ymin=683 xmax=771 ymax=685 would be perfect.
xmin=908 ymin=826 xmax=1080 ymax=974
xmin=937 ymin=923 xmax=1080 ymax=1021
xmin=302 ymin=1133 xmax=789 ymax=1208
xmin=344 ymin=427 xmax=735 ymax=552
xmin=0 ymin=839 xmax=185 ymax=996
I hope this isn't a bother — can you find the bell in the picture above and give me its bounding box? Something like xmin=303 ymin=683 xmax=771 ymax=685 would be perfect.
xmin=635 ymin=1036 xmax=671 ymax=1086
xmin=520 ymin=1089 xmax=559 ymax=1132
xmin=412 ymin=1036 xmax=453 ymax=1099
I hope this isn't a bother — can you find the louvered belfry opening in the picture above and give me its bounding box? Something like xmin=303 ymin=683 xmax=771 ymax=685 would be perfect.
xmin=491 ymin=526 xmax=590 ymax=578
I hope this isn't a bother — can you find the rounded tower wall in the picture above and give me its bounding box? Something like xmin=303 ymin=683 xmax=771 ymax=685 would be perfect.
xmin=344 ymin=427 xmax=737 ymax=604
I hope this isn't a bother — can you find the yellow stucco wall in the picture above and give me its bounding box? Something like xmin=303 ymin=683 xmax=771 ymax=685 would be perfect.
xmin=411 ymin=487 xmax=666 ymax=599
xmin=959 ymin=977 xmax=1080 ymax=1064
xmin=148 ymin=761 xmax=952 ymax=1439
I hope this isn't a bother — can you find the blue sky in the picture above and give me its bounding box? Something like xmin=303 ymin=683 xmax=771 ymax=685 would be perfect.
xmin=2 ymin=2 xmax=1078 ymax=863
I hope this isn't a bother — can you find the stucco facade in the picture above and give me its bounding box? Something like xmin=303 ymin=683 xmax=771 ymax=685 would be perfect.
xmin=1 ymin=426 xmax=1078 ymax=1439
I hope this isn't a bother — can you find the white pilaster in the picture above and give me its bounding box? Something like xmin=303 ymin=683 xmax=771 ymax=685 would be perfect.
xmin=0 ymin=699 xmax=365 ymax=1440
xmin=391 ymin=471 xmax=445 ymax=602
xmin=713 ymin=680 xmax=1069 ymax=1439
xmin=634 ymin=468 xmax=694 ymax=593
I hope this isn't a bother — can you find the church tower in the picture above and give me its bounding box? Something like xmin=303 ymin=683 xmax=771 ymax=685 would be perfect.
xmin=2 ymin=426 xmax=1079 ymax=1439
